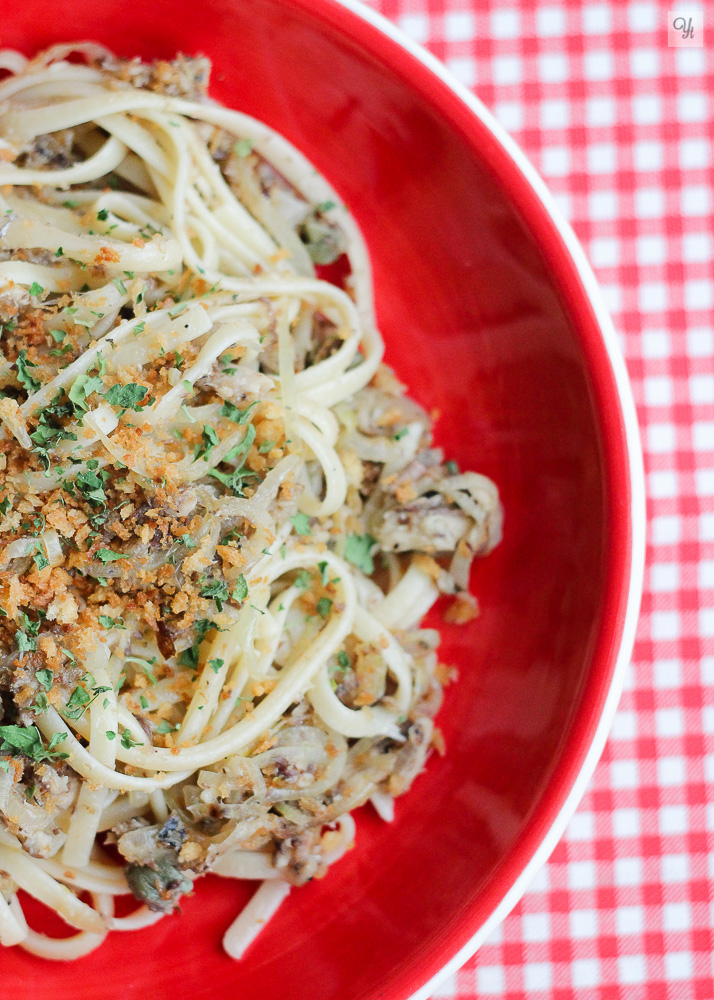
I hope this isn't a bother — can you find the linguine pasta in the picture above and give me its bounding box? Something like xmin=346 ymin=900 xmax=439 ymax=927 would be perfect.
xmin=0 ymin=45 xmax=502 ymax=960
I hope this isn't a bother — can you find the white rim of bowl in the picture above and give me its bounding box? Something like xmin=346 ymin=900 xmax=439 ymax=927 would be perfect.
xmin=326 ymin=2 xmax=647 ymax=997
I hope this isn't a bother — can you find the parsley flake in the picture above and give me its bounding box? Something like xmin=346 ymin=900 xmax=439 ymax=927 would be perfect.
xmin=200 ymin=580 xmax=229 ymax=611
xmin=220 ymin=400 xmax=257 ymax=424
xmin=194 ymin=425 xmax=219 ymax=462
xmin=16 ymin=350 xmax=41 ymax=393
xmin=36 ymin=669 xmax=53 ymax=691
xmin=0 ymin=725 xmax=68 ymax=763
xmin=344 ymin=533 xmax=377 ymax=575
xmin=74 ymin=468 xmax=108 ymax=507
xmin=290 ymin=513 xmax=311 ymax=536
xmin=98 ymin=614 xmax=126 ymax=630
xmin=104 ymin=382 xmax=148 ymax=412
xmin=96 ymin=548 xmax=128 ymax=563
xmin=120 ymin=728 xmax=143 ymax=749
xmin=68 ymin=373 xmax=103 ymax=413
xmin=232 ymin=574 xmax=248 ymax=603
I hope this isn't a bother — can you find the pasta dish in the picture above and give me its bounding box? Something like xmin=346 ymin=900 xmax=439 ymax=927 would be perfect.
xmin=0 ymin=45 xmax=501 ymax=960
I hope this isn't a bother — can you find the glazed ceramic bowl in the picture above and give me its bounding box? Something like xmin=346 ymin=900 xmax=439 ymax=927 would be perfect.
xmin=0 ymin=1 xmax=645 ymax=998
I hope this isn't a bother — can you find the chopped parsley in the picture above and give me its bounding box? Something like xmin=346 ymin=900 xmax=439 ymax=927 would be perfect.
xmin=222 ymin=424 xmax=256 ymax=464
xmin=290 ymin=513 xmax=311 ymax=536
xmin=344 ymin=533 xmax=377 ymax=575
xmin=200 ymin=579 xmax=230 ymax=611
xmin=98 ymin=614 xmax=126 ymax=630
xmin=220 ymin=400 xmax=257 ymax=424
xmin=337 ymin=650 xmax=350 ymax=670
xmin=120 ymin=728 xmax=143 ymax=749
xmin=208 ymin=658 xmax=224 ymax=674
xmin=104 ymin=382 xmax=148 ymax=413
xmin=36 ymin=669 xmax=53 ymax=692
xmin=32 ymin=541 xmax=49 ymax=571
xmin=28 ymin=281 xmax=44 ymax=297
xmin=68 ymin=373 xmax=103 ymax=413
xmin=316 ymin=597 xmax=332 ymax=618
xmin=74 ymin=468 xmax=109 ymax=507
xmin=96 ymin=548 xmax=128 ymax=563
xmin=208 ymin=427 xmax=258 ymax=496
xmin=15 ymin=629 xmax=37 ymax=653
xmin=194 ymin=425 xmax=219 ymax=462
xmin=124 ymin=655 xmax=158 ymax=685
xmin=233 ymin=139 xmax=254 ymax=157
xmin=232 ymin=574 xmax=248 ymax=603
xmin=155 ymin=720 xmax=178 ymax=734
xmin=16 ymin=611 xmax=43 ymax=655
xmin=0 ymin=725 xmax=68 ymax=763
xmin=30 ymin=391 xmax=77 ymax=467
xmin=29 ymin=692 xmax=48 ymax=714
xmin=64 ymin=685 xmax=91 ymax=719
xmin=16 ymin=350 xmax=41 ymax=393
xmin=178 ymin=618 xmax=223 ymax=670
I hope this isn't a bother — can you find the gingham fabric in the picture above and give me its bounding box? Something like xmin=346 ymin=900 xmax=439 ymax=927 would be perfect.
xmin=365 ymin=0 xmax=713 ymax=996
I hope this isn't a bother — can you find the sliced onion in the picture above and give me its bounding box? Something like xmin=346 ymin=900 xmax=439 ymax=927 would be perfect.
xmin=84 ymin=404 xmax=119 ymax=436
xmin=41 ymin=529 xmax=64 ymax=567
xmin=1 ymin=537 xmax=37 ymax=561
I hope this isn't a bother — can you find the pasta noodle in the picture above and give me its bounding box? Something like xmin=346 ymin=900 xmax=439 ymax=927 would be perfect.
xmin=0 ymin=46 xmax=502 ymax=960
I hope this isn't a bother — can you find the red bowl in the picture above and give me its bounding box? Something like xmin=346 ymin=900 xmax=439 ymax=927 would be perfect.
xmin=0 ymin=2 xmax=645 ymax=998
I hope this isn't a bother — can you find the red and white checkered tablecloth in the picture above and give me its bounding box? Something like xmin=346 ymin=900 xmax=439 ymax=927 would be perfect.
xmin=365 ymin=0 xmax=713 ymax=996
